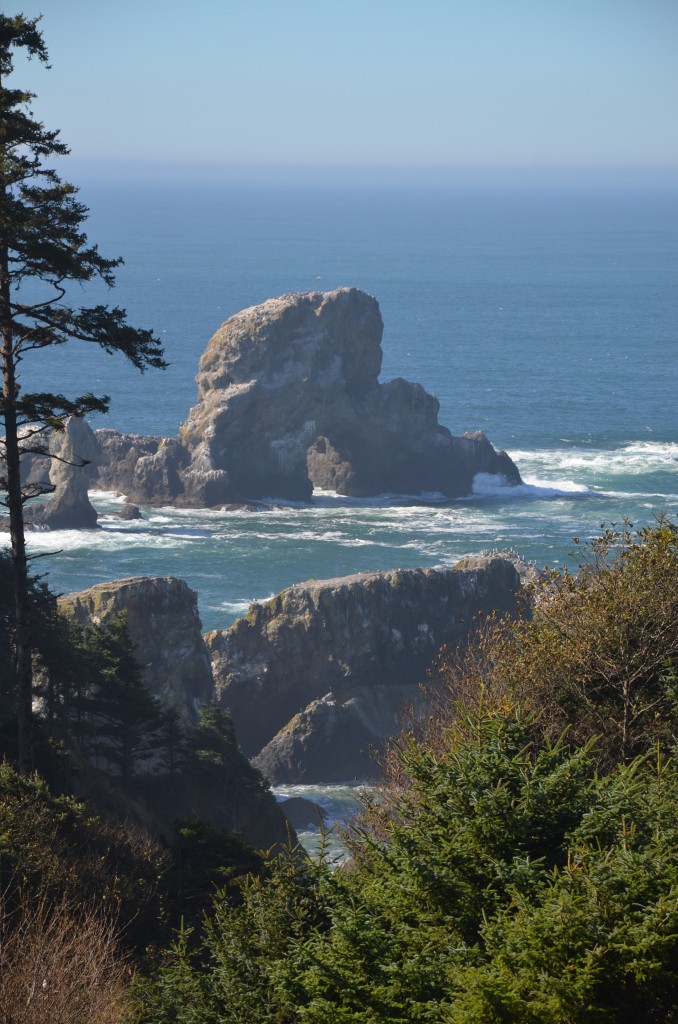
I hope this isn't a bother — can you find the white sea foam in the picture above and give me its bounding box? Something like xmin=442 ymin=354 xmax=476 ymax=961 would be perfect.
xmin=511 ymin=440 xmax=678 ymax=477
xmin=272 ymin=783 xmax=367 ymax=859
xmin=219 ymin=597 xmax=275 ymax=616
xmin=23 ymin=528 xmax=199 ymax=554
xmin=88 ymin=489 xmax=127 ymax=503
xmin=472 ymin=473 xmax=593 ymax=499
xmin=622 ymin=441 xmax=678 ymax=458
xmin=311 ymin=488 xmax=447 ymax=507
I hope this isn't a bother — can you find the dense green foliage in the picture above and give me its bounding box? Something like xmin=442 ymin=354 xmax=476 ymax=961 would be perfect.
xmin=133 ymin=520 xmax=678 ymax=1023
xmin=135 ymin=712 xmax=678 ymax=1023
xmin=69 ymin=613 xmax=163 ymax=786
xmin=432 ymin=517 xmax=678 ymax=764
xmin=1 ymin=550 xmax=164 ymax=784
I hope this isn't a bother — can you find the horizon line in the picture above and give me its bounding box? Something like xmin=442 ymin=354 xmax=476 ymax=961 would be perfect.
xmin=56 ymin=159 xmax=678 ymax=191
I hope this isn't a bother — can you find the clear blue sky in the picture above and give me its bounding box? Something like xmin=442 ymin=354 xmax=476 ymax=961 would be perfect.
xmin=15 ymin=0 xmax=678 ymax=170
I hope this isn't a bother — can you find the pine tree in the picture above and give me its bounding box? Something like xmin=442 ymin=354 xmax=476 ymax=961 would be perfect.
xmin=83 ymin=614 xmax=162 ymax=788
xmin=0 ymin=14 xmax=166 ymax=774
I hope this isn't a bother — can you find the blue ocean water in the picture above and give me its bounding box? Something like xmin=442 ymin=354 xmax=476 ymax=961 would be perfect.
xmin=9 ymin=172 xmax=678 ymax=636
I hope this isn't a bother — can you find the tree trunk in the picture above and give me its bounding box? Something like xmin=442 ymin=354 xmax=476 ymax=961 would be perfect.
xmin=0 ymin=241 xmax=34 ymax=774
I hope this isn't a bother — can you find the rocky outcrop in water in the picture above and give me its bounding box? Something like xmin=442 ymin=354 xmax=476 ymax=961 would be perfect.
xmin=278 ymin=796 xmax=328 ymax=830
xmin=19 ymin=417 xmax=99 ymax=529
xmin=59 ymin=576 xmax=214 ymax=723
xmin=94 ymin=429 xmax=190 ymax=505
xmin=91 ymin=288 xmax=521 ymax=506
xmin=207 ymin=555 xmax=525 ymax=782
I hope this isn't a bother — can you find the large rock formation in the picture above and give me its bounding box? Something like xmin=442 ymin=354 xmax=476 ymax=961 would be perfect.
xmin=59 ymin=576 xmax=214 ymax=723
xmin=92 ymin=288 xmax=521 ymax=506
xmin=58 ymin=574 xmax=292 ymax=850
xmin=207 ymin=555 xmax=525 ymax=782
xmin=94 ymin=430 xmax=190 ymax=505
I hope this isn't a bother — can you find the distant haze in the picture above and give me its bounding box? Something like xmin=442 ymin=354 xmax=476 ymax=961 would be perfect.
xmin=17 ymin=0 xmax=678 ymax=173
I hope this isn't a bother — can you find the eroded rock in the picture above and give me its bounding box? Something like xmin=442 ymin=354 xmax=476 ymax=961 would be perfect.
xmin=208 ymin=555 xmax=524 ymax=781
xmin=59 ymin=576 xmax=214 ymax=723
xmin=278 ymin=796 xmax=328 ymax=829
xmin=90 ymin=288 xmax=521 ymax=506
xmin=27 ymin=417 xmax=99 ymax=529
xmin=58 ymin=574 xmax=292 ymax=850
xmin=254 ymin=684 xmax=427 ymax=784
xmin=117 ymin=503 xmax=143 ymax=520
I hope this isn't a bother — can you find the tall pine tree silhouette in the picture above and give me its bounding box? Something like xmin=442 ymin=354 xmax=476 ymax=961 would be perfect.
xmin=0 ymin=14 xmax=166 ymax=773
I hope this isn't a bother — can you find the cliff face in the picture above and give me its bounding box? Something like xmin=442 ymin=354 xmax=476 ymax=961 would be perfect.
xmin=91 ymin=288 xmax=521 ymax=506
xmin=178 ymin=287 xmax=384 ymax=502
xmin=57 ymin=575 xmax=292 ymax=849
xmin=208 ymin=556 xmax=524 ymax=782
xmin=55 ymin=560 xmax=527 ymax=788
xmin=59 ymin=576 xmax=214 ymax=723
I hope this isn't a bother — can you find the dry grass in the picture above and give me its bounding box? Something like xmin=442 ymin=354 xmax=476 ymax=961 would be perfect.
xmin=0 ymin=894 xmax=130 ymax=1024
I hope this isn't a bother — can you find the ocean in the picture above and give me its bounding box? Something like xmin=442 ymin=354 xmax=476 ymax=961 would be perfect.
xmin=8 ymin=169 xmax=678 ymax=847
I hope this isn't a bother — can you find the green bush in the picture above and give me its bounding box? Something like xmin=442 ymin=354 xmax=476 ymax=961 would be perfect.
xmin=133 ymin=711 xmax=678 ymax=1022
xmin=133 ymin=521 xmax=678 ymax=1023
xmin=433 ymin=516 xmax=678 ymax=764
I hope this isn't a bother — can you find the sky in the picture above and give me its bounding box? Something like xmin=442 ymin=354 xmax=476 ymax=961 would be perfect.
xmin=12 ymin=0 xmax=678 ymax=172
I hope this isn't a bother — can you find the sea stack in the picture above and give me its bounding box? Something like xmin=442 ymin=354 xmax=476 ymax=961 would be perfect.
xmin=93 ymin=287 xmax=521 ymax=506
xmin=26 ymin=416 xmax=99 ymax=529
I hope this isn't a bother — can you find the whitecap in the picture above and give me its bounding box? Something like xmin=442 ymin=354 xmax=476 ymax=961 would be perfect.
xmin=219 ymin=597 xmax=274 ymax=616
xmin=622 ymin=441 xmax=678 ymax=458
xmin=24 ymin=529 xmax=199 ymax=554
xmin=510 ymin=440 xmax=678 ymax=478
xmin=88 ymin=489 xmax=126 ymax=503
xmin=472 ymin=473 xmax=594 ymax=500
xmin=311 ymin=488 xmax=448 ymax=508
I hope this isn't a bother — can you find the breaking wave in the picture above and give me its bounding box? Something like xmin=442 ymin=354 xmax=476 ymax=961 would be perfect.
xmin=472 ymin=473 xmax=594 ymax=500
xmin=510 ymin=440 xmax=678 ymax=477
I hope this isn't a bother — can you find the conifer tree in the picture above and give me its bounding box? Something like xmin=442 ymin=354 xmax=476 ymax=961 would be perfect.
xmin=0 ymin=14 xmax=166 ymax=774
xmin=84 ymin=614 xmax=162 ymax=787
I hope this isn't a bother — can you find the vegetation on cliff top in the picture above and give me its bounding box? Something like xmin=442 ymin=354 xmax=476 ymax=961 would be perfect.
xmin=0 ymin=500 xmax=676 ymax=1022
xmin=133 ymin=518 xmax=678 ymax=1023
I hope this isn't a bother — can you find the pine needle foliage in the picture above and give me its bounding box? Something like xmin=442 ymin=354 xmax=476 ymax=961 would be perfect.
xmin=133 ymin=520 xmax=678 ymax=1023
xmin=0 ymin=12 xmax=165 ymax=774
xmin=134 ymin=713 xmax=678 ymax=1023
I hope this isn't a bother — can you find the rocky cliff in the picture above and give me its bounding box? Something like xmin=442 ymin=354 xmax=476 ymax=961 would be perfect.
xmin=94 ymin=429 xmax=190 ymax=506
xmin=207 ymin=555 xmax=524 ymax=782
xmin=57 ymin=574 xmax=292 ymax=849
xmin=92 ymin=288 xmax=521 ymax=506
xmin=59 ymin=576 xmax=214 ymax=723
